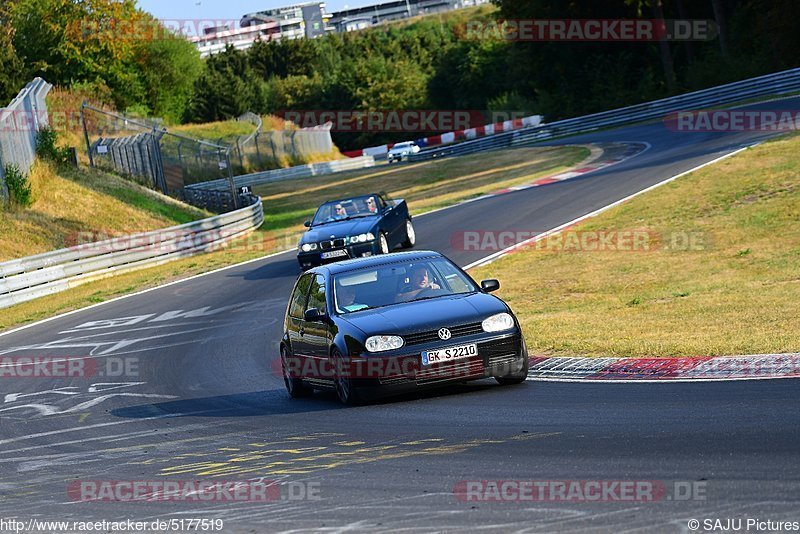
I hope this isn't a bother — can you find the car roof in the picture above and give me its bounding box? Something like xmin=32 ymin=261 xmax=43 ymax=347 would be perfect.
xmin=310 ymin=250 xmax=444 ymax=276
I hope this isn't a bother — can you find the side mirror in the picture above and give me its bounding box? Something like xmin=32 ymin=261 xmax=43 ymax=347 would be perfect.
xmin=304 ymin=308 xmax=325 ymax=322
xmin=481 ymin=279 xmax=500 ymax=293
xmin=304 ymin=220 xmax=312 ymax=228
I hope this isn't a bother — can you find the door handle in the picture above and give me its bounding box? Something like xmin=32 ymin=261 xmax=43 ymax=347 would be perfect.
xmin=299 ymin=327 xmax=305 ymax=336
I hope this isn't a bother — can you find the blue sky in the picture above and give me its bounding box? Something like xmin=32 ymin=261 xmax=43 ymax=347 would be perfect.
xmin=136 ymin=0 xmax=374 ymax=20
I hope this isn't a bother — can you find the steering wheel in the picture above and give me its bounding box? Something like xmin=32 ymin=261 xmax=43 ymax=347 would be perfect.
xmin=415 ymin=287 xmax=438 ymax=298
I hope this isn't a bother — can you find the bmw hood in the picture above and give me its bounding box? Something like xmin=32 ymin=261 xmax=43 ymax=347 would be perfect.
xmin=340 ymin=292 xmax=510 ymax=335
xmin=301 ymin=218 xmax=379 ymax=244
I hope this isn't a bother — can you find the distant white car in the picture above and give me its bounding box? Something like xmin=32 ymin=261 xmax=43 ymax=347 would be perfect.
xmin=387 ymin=141 xmax=420 ymax=163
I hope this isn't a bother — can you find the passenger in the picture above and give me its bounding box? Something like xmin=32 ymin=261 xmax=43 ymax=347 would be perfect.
xmin=337 ymin=284 xmax=368 ymax=312
xmin=396 ymin=265 xmax=441 ymax=302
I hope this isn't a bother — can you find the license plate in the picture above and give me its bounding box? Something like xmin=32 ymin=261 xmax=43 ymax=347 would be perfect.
xmin=321 ymin=250 xmax=348 ymax=259
xmin=422 ymin=343 xmax=478 ymax=366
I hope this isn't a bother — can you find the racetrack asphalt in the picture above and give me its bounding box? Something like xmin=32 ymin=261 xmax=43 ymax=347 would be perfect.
xmin=0 ymin=98 xmax=798 ymax=533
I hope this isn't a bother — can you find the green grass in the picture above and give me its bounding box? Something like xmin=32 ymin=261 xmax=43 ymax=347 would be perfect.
xmin=472 ymin=134 xmax=800 ymax=357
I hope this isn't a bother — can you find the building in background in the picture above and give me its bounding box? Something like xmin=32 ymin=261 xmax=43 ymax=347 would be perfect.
xmin=241 ymin=2 xmax=332 ymax=40
xmin=189 ymin=22 xmax=280 ymax=58
xmin=189 ymin=0 xmax=487 ymax=57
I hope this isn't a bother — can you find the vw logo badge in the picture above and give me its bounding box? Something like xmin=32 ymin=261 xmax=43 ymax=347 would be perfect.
xmin=438 ymin=328 xmax=452 ymax=341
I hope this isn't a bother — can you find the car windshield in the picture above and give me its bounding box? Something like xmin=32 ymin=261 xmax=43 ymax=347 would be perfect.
xmin=311 ymin=195 xmax=381 ymax=226
xmin=392 ymin=143 xmax=413 ymax=150
xmin=333 ymin=257 xmax=478 ymax=314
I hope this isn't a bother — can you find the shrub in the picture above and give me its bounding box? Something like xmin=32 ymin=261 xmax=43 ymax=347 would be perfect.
xmin=4 ymin=163 xmax=32 ymax=207
xmin=36 ymin=125 xmax=72 ymax=166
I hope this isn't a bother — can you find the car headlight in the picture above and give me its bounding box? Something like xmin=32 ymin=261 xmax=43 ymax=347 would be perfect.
xmin=482 ymin=313 xmax=515 ymax=333
xmin=300 ymin=242 xmax=318 ymax=252
xmin=365 ymin=335 xmax=404 ymax=352
xmin=349 ymin=232 xmax=375 ymax=244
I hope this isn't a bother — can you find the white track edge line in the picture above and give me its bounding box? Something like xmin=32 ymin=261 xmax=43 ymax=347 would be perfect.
xmin=0 ymin=248 xmax=294 ymax=339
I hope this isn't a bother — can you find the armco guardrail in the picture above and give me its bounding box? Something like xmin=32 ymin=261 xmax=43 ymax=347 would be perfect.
xmin=409 ymin=67 xmax=800 ymax=161
xmin=187 ymin=155 xmax=375 ymax=192
xmin=0 ymin=78 xmax=52 ymax=203
xmin=0 ymin=195 xmax=263 ymax=309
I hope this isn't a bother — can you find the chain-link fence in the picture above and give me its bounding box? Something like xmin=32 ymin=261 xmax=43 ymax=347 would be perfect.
xmin=0 ymin=78 xmax=53 ymax=205
xmin=226 ymin=113 xmax=335 ymax=174
xmin=81 ymin=104 xmax=240 ymax=211
xmin=79 ymin=105 xmax=337 ymax=212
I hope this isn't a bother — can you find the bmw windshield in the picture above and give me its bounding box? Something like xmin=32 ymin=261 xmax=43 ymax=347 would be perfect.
xmin=311 ymin=195 xmax=381 ymax=226
xmin=333 ymin=258 xmax=479 ymax=314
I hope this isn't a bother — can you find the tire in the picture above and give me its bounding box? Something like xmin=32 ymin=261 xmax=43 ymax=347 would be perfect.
xmin=495 ymin=354 xmax=529 ymax=386
xmin=282 ymin=346 xmax=313 ymax=398
xmin=378 ymin=232 xmax=390 ymax=255
xmin=332 ymin=348 xmax=360 ymax=406
xmin=401 ymin=218 xmax=416 ymax=249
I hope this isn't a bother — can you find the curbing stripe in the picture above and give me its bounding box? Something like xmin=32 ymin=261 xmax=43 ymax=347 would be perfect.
xmin=527 ymin=355 xmax=800 ymax=382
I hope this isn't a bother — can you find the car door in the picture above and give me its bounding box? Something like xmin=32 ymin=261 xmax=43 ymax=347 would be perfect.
xmin=287 ymin=274 xmax=313 ymax=359
xmin=380 ymin=196 xmax=404 ymax=245
xmin=302 ymin=274 xmax=332 ymax=363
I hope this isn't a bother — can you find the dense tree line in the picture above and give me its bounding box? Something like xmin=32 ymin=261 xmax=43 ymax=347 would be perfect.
xmin=0 ymin=0 xmax=202 ymax=123
xmin=187 ymin=0 xmax=799 ymax=149
xmin=0 ymin=0 xmax=797 ymax=150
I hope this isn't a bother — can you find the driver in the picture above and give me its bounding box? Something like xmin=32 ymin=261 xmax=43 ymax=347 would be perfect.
xmin=396 ymin=265 xmax=441 ymax=302
xmin=333 ymin=203 xmax=348 ymax=220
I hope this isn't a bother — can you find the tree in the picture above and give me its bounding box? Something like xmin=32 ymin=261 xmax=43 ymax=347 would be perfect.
xmin=135 ymin=30 xmax=204 ymax=123
xmin=0 ymin=3 xmax=24 ymax=102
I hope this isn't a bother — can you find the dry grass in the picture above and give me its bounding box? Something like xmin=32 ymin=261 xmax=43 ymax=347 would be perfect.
xmin=472 ymin=135 xmax=800 ymax=357
xmin=0 ymin=161 xmax=208 ymax=261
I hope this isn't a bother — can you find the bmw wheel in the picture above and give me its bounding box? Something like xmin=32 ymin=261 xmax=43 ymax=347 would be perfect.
xmin=379 ymin=232 xmax=390 ymax=254
xmin=401 ymin=219 xmax=416 ymax=248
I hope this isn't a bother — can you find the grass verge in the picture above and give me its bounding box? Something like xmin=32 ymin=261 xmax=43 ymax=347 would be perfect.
xmin=472 ymin=134 xmax=800 ymax=357
xmin=1 ymin=145 xmax=588 ymax=331
xmin=0 ymin=161 xmax=209 ymax=261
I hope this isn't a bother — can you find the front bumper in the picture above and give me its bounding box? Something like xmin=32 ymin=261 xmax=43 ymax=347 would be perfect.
xmin=297 ymin=241 xmax=378 ymax=269
xmin=350 ymin=332 xmax=527 ymax=398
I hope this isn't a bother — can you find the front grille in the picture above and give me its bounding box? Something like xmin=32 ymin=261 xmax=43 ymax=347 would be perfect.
xmin=404 ymin=322 xmax=484 ymax=346
xmin=377 ymin=336 xmax=522 ymax=386
xmin=320 ymin=238 xmax=346 ymax=251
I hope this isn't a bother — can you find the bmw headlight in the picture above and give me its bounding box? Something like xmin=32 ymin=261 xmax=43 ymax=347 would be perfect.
xmin=482 ymin=313 xmax=515 ymax=333
xmin=349 ymin=232 xmax=375 ymax=244
xmin=365 ymin=335 xmax=404 ymax=352
xmin=300 ymin=242 xmax=318 ymax=252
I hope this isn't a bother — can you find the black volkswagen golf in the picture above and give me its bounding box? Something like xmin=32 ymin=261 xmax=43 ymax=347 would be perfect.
xmin=280 ymin=250 xmax=529 ymax=404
